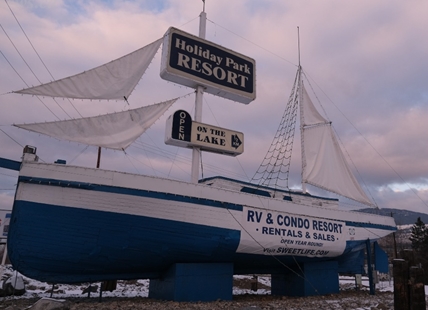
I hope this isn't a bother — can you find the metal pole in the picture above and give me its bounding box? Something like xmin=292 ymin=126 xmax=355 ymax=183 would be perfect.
xmin=391 ymin=212 xmax=398 ymax=259
xmin=96 ymin=147 xmax=101 ymax=168
xmin=191 ymin=9 xmax=207 ymax=183
xmin=366 ymin=239 xmax=375 ymax=295
xmin=296 ymin=27 xmax=307 ymax=194
xmin=0 ymin=242 xmax=7 ymax=278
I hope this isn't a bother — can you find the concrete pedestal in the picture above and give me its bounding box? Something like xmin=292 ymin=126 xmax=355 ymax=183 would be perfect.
xmin=149 ymin=263 xmax=233 ymax=301
xmin=271 ymin=260 xmax=339 ymax=296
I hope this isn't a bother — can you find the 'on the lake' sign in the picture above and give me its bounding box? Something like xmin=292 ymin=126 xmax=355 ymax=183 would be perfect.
xmin=165 ymin=110 xmax=244 ymax=156
xmin=160 ymin=27 xmax=256 ymax=104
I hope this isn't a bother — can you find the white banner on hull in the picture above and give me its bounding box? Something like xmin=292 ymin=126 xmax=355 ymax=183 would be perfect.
xmin=237 ymin=206 xmax=346 ymax=257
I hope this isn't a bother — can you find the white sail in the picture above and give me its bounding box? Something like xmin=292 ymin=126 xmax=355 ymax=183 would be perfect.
xmin=14 ymin=98 xmax=177 ymax=150
xmin=13 ymin=38 xmax=163 ymax=100
xmin=301 ymin=83 xmax=373 ymax=206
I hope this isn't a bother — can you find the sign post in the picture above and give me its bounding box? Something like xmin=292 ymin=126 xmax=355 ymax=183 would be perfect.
xmin=0 ymin=210 xmax=11 ymax=277
xmin=161 ymin=6 xmax=255 ymax=183
xmin=191 ymin=10 xmax=207 ymax=183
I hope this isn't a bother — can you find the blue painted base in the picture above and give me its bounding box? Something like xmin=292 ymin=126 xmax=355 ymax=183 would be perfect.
xmin=148 ymin=263 xmax=233 ymax=301
xmin=271 ymin=260 xmax=339 ymax=296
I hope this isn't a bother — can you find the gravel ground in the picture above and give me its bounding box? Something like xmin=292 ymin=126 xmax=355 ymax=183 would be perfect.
xmin=0 ymin=268 xmax=410 ymax=309
xmin=1 ymin=291 xmax=395 ymax=310
xmin=0 ymin=287 xmax=396 ymax=310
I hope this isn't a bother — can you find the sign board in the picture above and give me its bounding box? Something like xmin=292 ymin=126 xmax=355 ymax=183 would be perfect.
xmin=165 ymin=110 xmax=244 ymax=156
xmin=0 ymin=210 xmax=11 ymax=240
xmin=237 ymin=207 xmax=346 ymax=257
xmin=160 ymin=27 xmax=256 ymax=104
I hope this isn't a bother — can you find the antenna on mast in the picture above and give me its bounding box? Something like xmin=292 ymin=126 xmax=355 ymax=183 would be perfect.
xmin=297 ymin=26 xmax=306 ymax=193
xmin=191 ymin=0 xmax=207 ymax=183
xmin=297 ymin=26 xmax=301 ymax=67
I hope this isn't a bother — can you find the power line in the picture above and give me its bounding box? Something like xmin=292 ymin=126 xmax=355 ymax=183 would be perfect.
xmin=5 ymin=0 xmax=54 ymax=80
xmin=4 ymin=0 xmax=83 ymax=118
xmin=207 ymin=18 xmax=297 ymax=67
xmin=0 ymin=26 xmax=61 ymax=120
xmin=0 ymin=172 xmax=17 ymax=178
xmin=1 ymin=4 xmax=79 ymax=119
xmin=0 ymin=49 xmax=26 ymax=90
xmin=0 ymin=23 xmax=41 ymax=84
xmin=0 ymin=127 xmax=23 ymax=148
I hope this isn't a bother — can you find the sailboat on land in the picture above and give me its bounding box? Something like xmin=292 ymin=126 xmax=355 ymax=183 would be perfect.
xmin=2 ymin=17 xmax=395 ymax=289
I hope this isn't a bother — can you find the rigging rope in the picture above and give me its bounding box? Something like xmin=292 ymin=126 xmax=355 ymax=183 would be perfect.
xmin=250 ymin=68 xmax=300 ymax=190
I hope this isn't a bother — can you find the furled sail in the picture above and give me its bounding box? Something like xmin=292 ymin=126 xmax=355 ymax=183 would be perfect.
xmin=13 ymin=38 xmax=163 ymax=100
xmin=300 ymin=84 xmax=373 ymax=206
xmin=14 ymin=98 xmax=177 ymax=150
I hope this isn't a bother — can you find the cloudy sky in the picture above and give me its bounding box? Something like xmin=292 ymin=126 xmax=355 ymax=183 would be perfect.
xmin=1 ymin=0 xmax=428 ymax=218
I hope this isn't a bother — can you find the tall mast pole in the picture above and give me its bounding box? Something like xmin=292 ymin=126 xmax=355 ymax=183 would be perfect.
xmin=96 ymin=146 xmax=101 ymax=168
xmin=191 ymin=2 xmax=207 ymax=183
xmin=297 ymin=27 xmax=307 ymax=194
xmin=297 ymin=27 xmax=301 ymax=68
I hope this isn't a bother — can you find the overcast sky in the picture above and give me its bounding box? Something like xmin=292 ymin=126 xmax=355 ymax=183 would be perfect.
xmin=1 ymin=0 xmax=428 ymax=218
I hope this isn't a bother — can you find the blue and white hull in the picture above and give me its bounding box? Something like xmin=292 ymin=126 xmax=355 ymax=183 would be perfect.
xmin=8 ymin=160 xmax=396 ymax=283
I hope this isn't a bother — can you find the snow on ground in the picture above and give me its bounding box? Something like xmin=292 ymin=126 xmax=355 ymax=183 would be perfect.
xmin=3 ymin=264 xmax=428 ymax=310
xmin=3 ymin=266 xmax=423 ymax=310
xmin=1 ymin=266 xmax=272 ymax=299
xmin=0 ymin=265 xmax=399 ymax=299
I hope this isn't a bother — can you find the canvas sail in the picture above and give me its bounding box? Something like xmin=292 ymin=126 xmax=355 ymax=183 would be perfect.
xmin=13 ymin=38 xmax=163 ymax=100
xmin=300 ymin=84 xmax=373 ymax=206
xmin=14 ymin=98 xmax=177 ymax=150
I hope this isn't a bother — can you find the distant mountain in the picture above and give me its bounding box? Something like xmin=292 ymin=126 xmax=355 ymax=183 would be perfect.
xmin=357 ymin=208 xmax=428 ymax=226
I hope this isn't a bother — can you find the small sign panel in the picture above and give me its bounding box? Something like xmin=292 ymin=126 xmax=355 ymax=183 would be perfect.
xmin=165 ymin=110 xmax=244 ymax=156
xmin=170 ymin=110 xmax=192 ymax=143
xmin=0 ymin=210 xmax=11 ymax=240
xmin=190 ymin=122 xmax=243 ymax=155
xmin=160 ymin=27 xmax=256 ymax=104
xmin=165 ymin=110 xmax=192 ymax=148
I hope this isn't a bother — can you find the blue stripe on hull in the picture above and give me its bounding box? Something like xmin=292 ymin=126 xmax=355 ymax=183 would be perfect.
xmin=9 ymin=201 xmax=241 ymax=283
xmin=8 ymin=201 xmax=380 ymax=283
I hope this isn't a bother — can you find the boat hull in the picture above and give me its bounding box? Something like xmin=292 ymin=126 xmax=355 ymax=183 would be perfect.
xmin=8 ymin=162 xmax=396 ymax=283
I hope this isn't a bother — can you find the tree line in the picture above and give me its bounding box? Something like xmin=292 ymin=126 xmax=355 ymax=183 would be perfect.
xmin=409 ymin=217 xmax=428 ymax=283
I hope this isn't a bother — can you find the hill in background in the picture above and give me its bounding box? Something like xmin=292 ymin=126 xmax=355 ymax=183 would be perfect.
xmin=357 ymin=208 xmax=428 ymax=226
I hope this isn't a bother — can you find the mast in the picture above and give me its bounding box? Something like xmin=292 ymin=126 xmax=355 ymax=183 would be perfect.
xmin=191 ymin=2 xmax=207 ymax=183
xmin=96 ymin=147 xmax=101 ymax=168
xmin=297 ymin=27 xmax=307 ymax=193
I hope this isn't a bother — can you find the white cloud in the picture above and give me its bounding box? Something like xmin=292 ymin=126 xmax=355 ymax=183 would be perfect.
xmin=1 ymin=0 xmax=428 ymax=213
